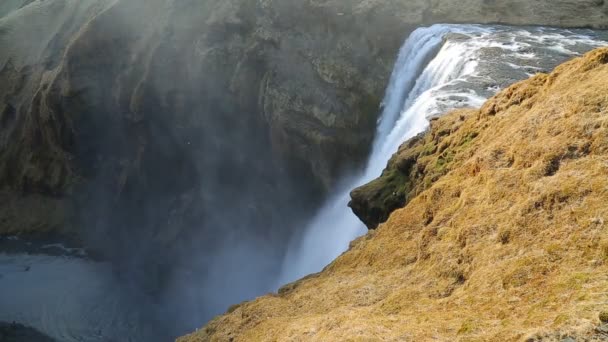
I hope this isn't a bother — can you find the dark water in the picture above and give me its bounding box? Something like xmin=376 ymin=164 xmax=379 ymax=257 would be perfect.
xmin=0 ymin=237 xmax=165 ymax=342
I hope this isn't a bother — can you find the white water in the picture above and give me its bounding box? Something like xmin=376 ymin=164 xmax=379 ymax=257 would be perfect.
xmin=278 ymin=24 xmax=608 ymax=285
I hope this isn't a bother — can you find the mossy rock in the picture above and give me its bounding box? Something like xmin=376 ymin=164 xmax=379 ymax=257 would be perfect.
xmin=349 ymin=109 xmax=480 ymax=229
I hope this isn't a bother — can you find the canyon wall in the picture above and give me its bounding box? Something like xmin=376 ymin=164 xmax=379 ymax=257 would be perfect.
xmin=1 ymin=0 xmax=607 ymax=240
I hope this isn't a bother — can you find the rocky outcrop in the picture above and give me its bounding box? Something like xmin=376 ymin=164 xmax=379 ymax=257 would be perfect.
xmin=179 ymin=47 xmax=608 ymax=341
xmin=349 ymin=114 xmax=479 ymax=229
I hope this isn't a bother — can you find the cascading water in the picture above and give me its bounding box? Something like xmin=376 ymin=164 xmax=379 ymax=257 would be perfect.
xmin=278 ymin=24 xmax=608 ymax=285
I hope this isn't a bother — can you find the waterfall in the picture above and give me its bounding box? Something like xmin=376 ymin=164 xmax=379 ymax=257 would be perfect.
xmin=277 ymin=24 xmax=608 ymax=286
xmin=277 ymin=25 xmax=474 ymax=285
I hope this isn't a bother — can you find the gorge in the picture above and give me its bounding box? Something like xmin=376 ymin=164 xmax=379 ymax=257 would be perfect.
xmin=1 ymin=1 xmax=608 ymax=341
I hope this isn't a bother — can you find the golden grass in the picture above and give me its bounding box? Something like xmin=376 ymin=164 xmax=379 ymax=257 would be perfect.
xmin=178 ymin=47 xmax=608 ymax=341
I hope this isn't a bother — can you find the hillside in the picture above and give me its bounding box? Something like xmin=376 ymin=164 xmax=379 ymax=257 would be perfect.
xmin=179 ymin=48 xmax=608 ymax=341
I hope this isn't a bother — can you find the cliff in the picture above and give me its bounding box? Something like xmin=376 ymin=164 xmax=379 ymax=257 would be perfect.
xmin=179 ymin=47 xmax=608 ymax=341
xmin=1 ymin=0 xmax=608 ymax=239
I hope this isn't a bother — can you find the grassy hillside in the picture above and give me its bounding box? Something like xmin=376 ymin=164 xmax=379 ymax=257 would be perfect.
xmin=179 ymin=47 xmax=608 ymax=341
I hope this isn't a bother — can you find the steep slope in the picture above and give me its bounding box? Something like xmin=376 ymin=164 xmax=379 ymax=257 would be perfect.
xmin=179 ymin=48 xmax=608 ymax=341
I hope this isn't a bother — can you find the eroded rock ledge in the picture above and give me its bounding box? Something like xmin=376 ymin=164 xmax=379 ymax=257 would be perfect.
xmin=349 ymin=114 xmax=480 ymax=229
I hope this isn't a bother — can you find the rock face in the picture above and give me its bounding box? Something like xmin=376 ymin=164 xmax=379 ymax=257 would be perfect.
xmin=179 ymin=47 xmax=608 ymax=341
xmin=0 ymin=0 xmax=116 ymax=235
xmin=0 ymin=0 xmax=403 ymax=243
xmin=349 ymin=117 xmax=478 ymax=230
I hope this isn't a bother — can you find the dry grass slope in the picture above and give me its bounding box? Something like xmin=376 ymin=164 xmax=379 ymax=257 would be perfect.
xmin=179 ymin=47 xmax=608 ymax=341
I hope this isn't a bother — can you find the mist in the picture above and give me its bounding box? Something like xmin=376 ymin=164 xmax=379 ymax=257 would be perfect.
xmin=1 ymin=0 xmax=357 ymax=339
xmin=13 ymin=0 xmax=405 ymax=338
xmin=57 ymin=0 xmax=329 ymax=338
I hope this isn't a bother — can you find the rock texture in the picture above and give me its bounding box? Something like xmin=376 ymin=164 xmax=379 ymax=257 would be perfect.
xmin=179 ymin=47 xmax=608 ymax=341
